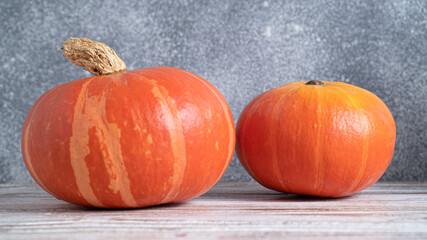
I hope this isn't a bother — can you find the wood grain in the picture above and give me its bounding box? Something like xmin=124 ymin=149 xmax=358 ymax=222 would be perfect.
xmin=1 ymin=182 xmax=426 ymax=239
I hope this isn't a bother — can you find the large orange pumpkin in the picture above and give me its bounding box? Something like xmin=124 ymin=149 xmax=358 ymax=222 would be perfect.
xmin=236 ymin=80 xmax=395 ymax=197
xmin=21 ymin=38 xmax=235 ymax=208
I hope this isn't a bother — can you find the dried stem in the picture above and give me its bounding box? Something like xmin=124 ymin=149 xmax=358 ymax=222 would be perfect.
xmin=62 ymin=38 xmax=126 ymax=76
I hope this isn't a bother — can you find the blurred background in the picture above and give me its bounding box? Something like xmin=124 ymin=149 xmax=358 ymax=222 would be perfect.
xmin=1 ymin=0 xmax=426 ymax=183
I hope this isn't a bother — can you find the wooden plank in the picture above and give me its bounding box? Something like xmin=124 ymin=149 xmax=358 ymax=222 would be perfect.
xmin=0 ymin=182 xmax=426 ymax=239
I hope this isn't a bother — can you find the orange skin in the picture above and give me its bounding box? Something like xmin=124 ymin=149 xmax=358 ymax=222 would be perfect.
xmin=236 ymin=81 xmax=396 ymax=198
xmin=22 ymin=67 xmax=235 ymax=208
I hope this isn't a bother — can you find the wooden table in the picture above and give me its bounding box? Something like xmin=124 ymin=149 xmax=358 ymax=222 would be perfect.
xmin=1 ymin=182 xmax=426 ymax=239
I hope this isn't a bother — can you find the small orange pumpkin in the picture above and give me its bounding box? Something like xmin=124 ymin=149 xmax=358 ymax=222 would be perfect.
xmin=22 ymin=38 xmax=235 ymax=208
xmin=236 ymin=80 xmax=396 ymax=197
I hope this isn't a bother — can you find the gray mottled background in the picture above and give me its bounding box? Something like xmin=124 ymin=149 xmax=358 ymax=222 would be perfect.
xmin=1 ymin=0 xmax=426 ymax=183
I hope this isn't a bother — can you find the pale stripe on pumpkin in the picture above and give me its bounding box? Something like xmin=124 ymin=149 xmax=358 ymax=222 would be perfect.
xmin=94 ymin=80 xmax=138 ymax=207
xmin=70 ymin=79 xmax=137 ymax=207
xmin=70 ymin=79 xmax=104 ymax=207
xmin=149 ymin=82 xmax=187 ymax=204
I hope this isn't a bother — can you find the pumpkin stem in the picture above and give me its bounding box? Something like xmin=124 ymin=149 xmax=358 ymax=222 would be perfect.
xmin=61 ymin=38 xmax=126 ymax=76
xmin=305 ymin=80 xmax=325 ymax=86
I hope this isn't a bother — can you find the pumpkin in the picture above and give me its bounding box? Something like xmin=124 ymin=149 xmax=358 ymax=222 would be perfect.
xmin=21 ymin=38 xmax=235 ymax=208
xmin=236 ymin=80 xmax=395 ymax=197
